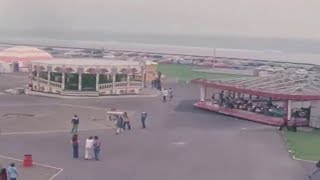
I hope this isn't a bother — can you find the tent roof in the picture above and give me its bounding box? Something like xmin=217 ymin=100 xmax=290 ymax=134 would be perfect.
xmin=192 ymin=71 xmax=320 ymax=100
xmin=0 ymin=46 xmax=52 ymax=61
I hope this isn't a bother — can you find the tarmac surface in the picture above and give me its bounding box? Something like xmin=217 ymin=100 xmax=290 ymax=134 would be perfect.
xmin=0 ymin=73 xmax=313 ymax=180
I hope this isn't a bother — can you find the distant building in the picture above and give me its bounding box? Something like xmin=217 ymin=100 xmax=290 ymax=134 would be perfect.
xmin=0 ymin=61 xmax=19 ymax=73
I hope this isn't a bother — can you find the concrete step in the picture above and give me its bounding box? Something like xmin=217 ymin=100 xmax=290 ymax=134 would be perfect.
xmin=61 ymin=90 xmax=99 ymax=97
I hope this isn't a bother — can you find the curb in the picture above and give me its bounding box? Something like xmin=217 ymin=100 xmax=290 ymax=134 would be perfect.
xmin=279 ymin=130 xmax=317 ymax=164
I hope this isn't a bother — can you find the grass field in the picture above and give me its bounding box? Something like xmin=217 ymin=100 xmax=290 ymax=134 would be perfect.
xmin=157 ymin=64 xmax=242 ymax=81
xmin=284 ymin=129 xmax=320 ymax=161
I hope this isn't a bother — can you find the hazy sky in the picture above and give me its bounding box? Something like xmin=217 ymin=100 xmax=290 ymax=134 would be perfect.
xmin=0 ymin=0 xmax=320 ymax=39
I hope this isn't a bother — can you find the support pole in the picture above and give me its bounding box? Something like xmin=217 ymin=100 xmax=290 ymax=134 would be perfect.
xmin=47 ymin=71 xmax=51 ymax=86
xmin=78 ymin=73 xmax=82 ymax=91
xmin=126 ymin=73 xmax=130 ymax=93
xmin=61 ymin=72 xmax=65 ymax=90
xmin=141 ymin=71 xmax=145 ymax=89
xmin=112 ymin=73 xmax=116 ymax=93
xmin=96 ymin=73 xmax=100 ymax=91
xmin=28 ymin=65 xmax=32 ymax=84
xmin=287 ymin=100 xmax=292 ymax=121
xmin=200 ymin=85 xmax=206 ymax=102
xmin=36 ymin=69 xmax=40 ymax=90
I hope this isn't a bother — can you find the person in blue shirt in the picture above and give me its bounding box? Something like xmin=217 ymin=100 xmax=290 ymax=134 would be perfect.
xmin=7 ymin=163 xmax=18 ymax=180
xmin=115 ymin=115 xmax=124 ymax=134
xmin=141 ymin=112 xmax=147 ymax=129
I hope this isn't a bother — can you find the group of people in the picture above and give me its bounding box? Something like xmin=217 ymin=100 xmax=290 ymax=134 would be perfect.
xmin=0 ymin=163 xmax=18 ymax=180
xmin=71 ymin=134 xmax=101 ymax=161
xmin=162 ymin=88 xmax=173 ymax=102
xmin=70 ymin=115 xmax=101 ymax=160
xmin=115 ymin=112 xmax=131 ymax=134
xmin=115 ymin=111 xmax=148 ymax=134
xmin=215 ymin=91 xmax=287 ymax=116
xmin=70 ymin=111 xmax=149 ymax=159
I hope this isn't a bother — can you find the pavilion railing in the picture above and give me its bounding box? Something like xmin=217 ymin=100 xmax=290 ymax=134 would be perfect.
xmin=99 ymin=83 xmax=113 ymax=90
xmin=49 ymin=81 xmax=62 ymax=88
xmin=115 ymin=82 xmax=127 ymax=88
xmin=33 ymin=77 xmax=62 ymax=89
xmin=99 ymin=81 xmax=142 ymax=91
xmin=38 ymin=78 xmax=48 ymax=84
xmin=129 ymin=81 xmax=142 ymax=87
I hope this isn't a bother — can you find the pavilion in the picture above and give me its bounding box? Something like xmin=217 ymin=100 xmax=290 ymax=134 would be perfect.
xmin=192 ymin=71 xmax=320 ymax=127
xmin=29 ymin=58 xmax=146 ymax=96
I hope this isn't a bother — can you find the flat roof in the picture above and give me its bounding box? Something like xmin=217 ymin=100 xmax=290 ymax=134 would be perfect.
xmin=192 ymin=72 xmax=320 ymax=100
xmin=31 ymin=58 xmax=141 ymax=66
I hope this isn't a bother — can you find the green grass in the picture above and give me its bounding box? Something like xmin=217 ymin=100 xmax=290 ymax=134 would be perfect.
xmin=284 ymin=129 xmax=320 ymax=161
xmin=157 ymin=64 xmax=242 ymax=81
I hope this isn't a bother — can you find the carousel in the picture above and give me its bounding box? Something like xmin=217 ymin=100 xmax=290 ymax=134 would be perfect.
xmin=29 ymin=58 xmax=146 ymax=96
xmin=192 ymin=71 xmax=320 ymax=127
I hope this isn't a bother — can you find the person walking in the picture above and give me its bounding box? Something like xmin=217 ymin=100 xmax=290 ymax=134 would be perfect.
xmin=85 ymin=136 xmax=94 ymax=160
xmin=141 ymin=112 xmax=147 ymax=129
xmin=162 ymin=88 xmax=168 ymax=102
xmin=71 ymin=115 xmax=79 ymax=133
xmin=0 ymin=168 xmax=8 ymax=180
xmin=168 ymin=88 xmax=173 ymax=101
xmin=123 ymin=112 xmax=131 ymax=130
xmin=279 ymin=117 xmax=288 ymax=131
xmin=93 ymin=136 xmax=101 ymax=161
xmin=7 ymin=163 xmax=18 ymax=180
xmin=115 ymin=115 xmax=124 ymax=134
xmin=71 ymin=134 xmax=80 ymax=159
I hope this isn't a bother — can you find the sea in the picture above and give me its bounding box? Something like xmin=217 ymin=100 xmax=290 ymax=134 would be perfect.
xmin=0 ymin=32 xmax=320 ymax=62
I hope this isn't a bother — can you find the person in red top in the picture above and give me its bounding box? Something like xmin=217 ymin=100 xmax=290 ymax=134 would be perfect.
xmin=71 ymin=134 xmax=80 ymax=158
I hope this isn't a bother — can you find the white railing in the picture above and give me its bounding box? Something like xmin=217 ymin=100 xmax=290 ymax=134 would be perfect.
xmin=38 ymin=78 xmax=48 ymax=84
xmin=49 ymin=81 xmax=62 ymax=88
xmin=99 ymin=83 xmax=113 ymax=90
xmin=33 ymin=77 xmax=62 ymax=89
xmin=129 ymin=81 xmax=142 ymax=87
xmin=99 ymin=81 xmax=142 ymax=91
xmin=115 ymin=82 xmax=127 ymax=88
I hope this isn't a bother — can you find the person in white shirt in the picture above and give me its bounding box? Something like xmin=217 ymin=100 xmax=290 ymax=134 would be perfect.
xmin=162 ymin=88 xmax=168 ymax=102
xmin=85 ymin=136 xmax=94 ymax=160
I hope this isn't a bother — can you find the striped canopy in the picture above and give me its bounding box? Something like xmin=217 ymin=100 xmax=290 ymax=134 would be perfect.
xmin=0 ymin=46 xmax=52 ymax=62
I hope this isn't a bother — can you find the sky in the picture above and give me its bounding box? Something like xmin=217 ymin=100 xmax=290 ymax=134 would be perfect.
xmin=0 ymin=0 xmax=320 ymax=40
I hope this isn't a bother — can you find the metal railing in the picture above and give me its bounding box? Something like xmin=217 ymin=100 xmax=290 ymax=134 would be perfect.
xmin=129 ymin=81 xmax=142 ymax=87
xmin=33 ymin=77 xmax=62 ymax=89
xmin=99 ymin=83 xmax=113 ymax=90
xmin=115 ymin=82 xmax=127 ymax=87
xmin=38 ymin=78 xmax=48 ymax=84
xmin=49 ymin=81 xmax=62 ymax=88
xmin=96 ymin=81 xmax=143 ymax=91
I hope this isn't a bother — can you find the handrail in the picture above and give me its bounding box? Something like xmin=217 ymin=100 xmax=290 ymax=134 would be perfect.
xmin=99 ymin=83 xmax=113 ymax=90
xmin=33 ymin=77 xmax=62 ymax=88
xmin=115 ymin=82 xmax=127 ymax=87
xmin=38 ymin=78 xmax=48 ymax=84
xmin=99 ymin=81 xmax=142 ymax=90
xmin=129 ymin=81 xmax=142 ymax=87
xmin=49 ymin=81 xmax=62 ymax=88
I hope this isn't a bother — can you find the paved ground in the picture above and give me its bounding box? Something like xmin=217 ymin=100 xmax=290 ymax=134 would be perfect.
xmin=0 ymin=157 xmax=60 ymax=180
xmin=0 ymin=73 xmax=313 ymax=180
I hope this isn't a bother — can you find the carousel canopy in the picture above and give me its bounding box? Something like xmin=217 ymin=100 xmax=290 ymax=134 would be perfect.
xmin=0 ymin=46 xmax=52 ymax=61
xmin=192 ymin=71 xmax=320 ymax=100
